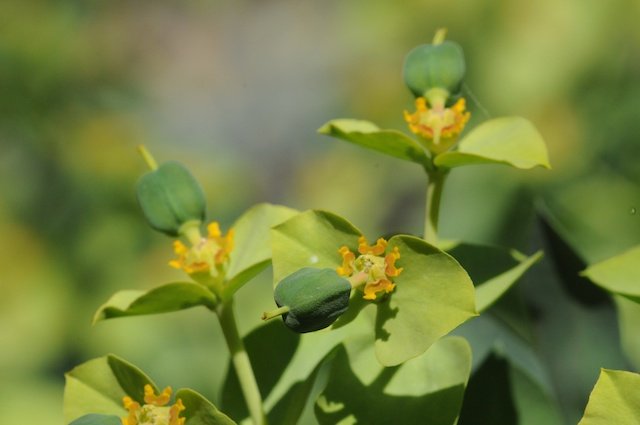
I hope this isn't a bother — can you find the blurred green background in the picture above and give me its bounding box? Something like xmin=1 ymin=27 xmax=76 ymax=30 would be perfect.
xmin=2 ymin=0 xmax=639 ymax=423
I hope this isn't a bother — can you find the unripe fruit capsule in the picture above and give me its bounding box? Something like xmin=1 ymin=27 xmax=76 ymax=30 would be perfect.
xmin=273 ymin=268 xmax=351 ymax=333
xmin=136 ymin=161 xmax=207 ymax=237
xmin=403 ymin=40 xmax=466 ymax=104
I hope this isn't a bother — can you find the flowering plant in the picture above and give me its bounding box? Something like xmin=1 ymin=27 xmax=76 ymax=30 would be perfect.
xmin=62 ymin=29 xmax=640 ymax=425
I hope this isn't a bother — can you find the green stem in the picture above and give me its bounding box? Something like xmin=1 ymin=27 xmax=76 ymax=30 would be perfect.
xmin=137 ymin=145 xmax=159 ymax=170
xmin=424 ymin=169 xmax=447 ymax=245
xmin=217 ymin=301 xmax=267 ymax=425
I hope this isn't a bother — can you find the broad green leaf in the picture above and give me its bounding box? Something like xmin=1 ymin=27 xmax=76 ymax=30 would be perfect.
xmin=318 ymin=119 xmax=429 ymax=166
xmin=582 ymin=245 xmax=640 ymax=303
xmin=176 ymin=388 xmax=237 ymax=425
xmin=272 ymin=212 xmax=477 ymax=366
xmin=93 ymin=282 xmax=217 ymax=324
xmin=434 ymin=117 xmax=550 ymax=170
xmin=510 ymin=365 xmax=565 ymax=425
xmin=226 ymin=203 xmax=298 ymax=293
xmin=268 ymin=349 xmax=327 ymax=425
xmin=578 ymin=369 xmax=640 ymax=425
xmin=64 ymin=355 xmax=156 ymax=423
xmin=613 ymin=296 xmax=640 ymax=370
xmin=222 ymin=321 xmax=300 ymax=422
xmin=375 ymin=236 xmax=476 ymax=366
xmin=458 ymin=352 xmax=563 ymax=425
xmin=458 ymin=353 xmax=516 ymax=425
xmin=447 ymin=243 xmax=543 ymax=312
xmin=316 ymin=337 xmax=471 ymax=425
xmin=271 ymin=210 xmax=360 ymax=285
xmin=69 ymin=414 xmax=121 ymax=425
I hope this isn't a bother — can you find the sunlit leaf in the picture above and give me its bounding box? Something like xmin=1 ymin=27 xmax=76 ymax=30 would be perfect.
xmin=318 ymin=119 xmax=429 ymax=166
xmin=375 ymin=236 xmax=476 ymax=366
xmin=63 ymin=355 xmax=156 ymax=423
xmin=176 ymin=388 xmax=237 ymax=425
xmin=435 ymin=117 xmax=550 ymax=170
xmin=582 ymin=245 xmax=640 ymax=303
xmin=447 ymin=243 xmax=543 ymax=312
xmin=93 ymin=282 xmax=217 ymax=324
xmin=316 ymin=337 xmax=471 ymax=425
xmin=578 ymin=369 xmax=640 ymax=425
xmin=271 ymin=210 xmax=360 ymax=285
xmin=272 ymin=212 xmax=477 ymax=366
xmin=225 ymin=203 xmax=298 ymax=294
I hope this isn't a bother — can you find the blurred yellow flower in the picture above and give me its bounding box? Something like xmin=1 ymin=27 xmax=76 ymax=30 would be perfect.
xmin=122 ymin=385 xmax=185 ymax=425
xmin=169 ymin=221 xmax=234 ymax=276
xmin=404 ymin=97 xmax=470 ymax=154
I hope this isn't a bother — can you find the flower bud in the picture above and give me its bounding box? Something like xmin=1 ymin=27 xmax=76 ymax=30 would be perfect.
xmin=136 ymin=161 xmax=207 ymax=237
xmin=403 ymin=40 xmax=465 ymax=105
xmin=271 ymin=268 xmax=351 ymax=333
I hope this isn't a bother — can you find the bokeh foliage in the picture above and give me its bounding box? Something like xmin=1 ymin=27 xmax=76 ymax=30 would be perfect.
xmin=2 ymin=0 xmax=639 ymax=424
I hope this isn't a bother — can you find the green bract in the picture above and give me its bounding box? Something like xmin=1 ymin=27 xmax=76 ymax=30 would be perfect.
xmin=136 ymin=161 xmax=206 ymax=236
xmin=403 ymin=41 xmax=465 ymax=102
xmin=271 ymin=210 xmax=477 ymax=365
xmin=274 ymin=268 xmax=352 ymax=333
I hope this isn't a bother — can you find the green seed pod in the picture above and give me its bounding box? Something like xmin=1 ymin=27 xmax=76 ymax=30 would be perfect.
xmin=403 ymin=40 xmax=465 ymax=103
xmin=273 ymin=268 xmax=351 ymax=333
xmin=136 ymin=161 xmax=206 ymax=236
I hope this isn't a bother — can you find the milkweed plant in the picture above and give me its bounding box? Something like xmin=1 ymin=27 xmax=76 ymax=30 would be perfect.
xmin=63 ymin=29 xmax=640 ymax=425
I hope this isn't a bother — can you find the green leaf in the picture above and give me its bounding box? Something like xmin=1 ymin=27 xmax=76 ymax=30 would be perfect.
xmin=447 ymin=243 xmax=543 ymax=312
xmin=69 ymin=414 xmax=121 ymax=425
xmin=272 ymin=212 xmax=477 ymax=366
xmin=176 ymin=388 xmax=237 ymax=425
xmin=316 ymin=336 xmax=472 ymax=425
xmin=93 ymin=282 xmax=217 ymax=324
xmin=225 ymin=203 xmax=298 ymax=294
xmin=268 ymin=351 xmax=327 ymax=425
xmin=271 ymin=210 xmax=361 ymax=285
xmin=318 ymin=119 xmax=429 ymax=166
xmin=613 ymin=296 xmax=640 ymax=370
xmin=578 ymin=369 xmax=640 ymax=425
xmin=434 ymin=117 xmax=550 ymax=170
xmin=222 ymin=321 xmax=300 ymax=421
xmin=375 ymin=236 xmax=476 ymax=366
xmin=582 ymin=245 xmax=640 ymax=303
xmin=63 ymin=355 xmax=156 ymax=423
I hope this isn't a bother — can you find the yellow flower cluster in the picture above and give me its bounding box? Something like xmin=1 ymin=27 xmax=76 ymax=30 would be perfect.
xmin=169 ymin=221 xmax=234 ymax=275
xmin=337 ymin=236 xmax=403 ymax=300
xmin=404 ymin=97 xmax=470 ymax=153
xmin=122 ymin=385 xmax=185 ymax=425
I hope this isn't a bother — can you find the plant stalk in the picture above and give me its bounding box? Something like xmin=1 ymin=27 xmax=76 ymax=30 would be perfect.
xmin=424 ymin=169 xmax=447 ymax=245
xmin=217 ymin=301 xmax=267 ymax=425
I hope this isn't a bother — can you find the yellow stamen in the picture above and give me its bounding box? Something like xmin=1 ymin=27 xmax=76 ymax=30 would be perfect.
xmin=169 ymin=399 xmax=186 ymax=425
xmin=385 ymin=247 xmax=403 ymax=277
xmin=363 ymin=279 xmax=396 ymax=300
xmin=144 ymin=384 xmax=171 ymax=406
xmin=358 ymin=236 xmax=387 ymax=256
xmin=337 ymin=246 xmax=355 ymax=276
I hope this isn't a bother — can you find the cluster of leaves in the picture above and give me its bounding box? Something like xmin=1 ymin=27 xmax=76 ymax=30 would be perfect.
xmin=62 ymin=34 xmax=640 ymax=425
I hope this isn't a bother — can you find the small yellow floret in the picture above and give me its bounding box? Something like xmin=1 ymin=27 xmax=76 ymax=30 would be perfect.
xmin=358 ymin=236 xmax=387 ymax=256
xmin=404 ymin=97 xmax=470 ymax=152
xmin=121 ymin=385 xmax=185 ymax=425
xmin=337 ymin=246 xmax=355 ymax=276
xmin=169 ymin=221 xmax=234 ymax=276
xmin=336 ymin=237 xmax=403 ymax=301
